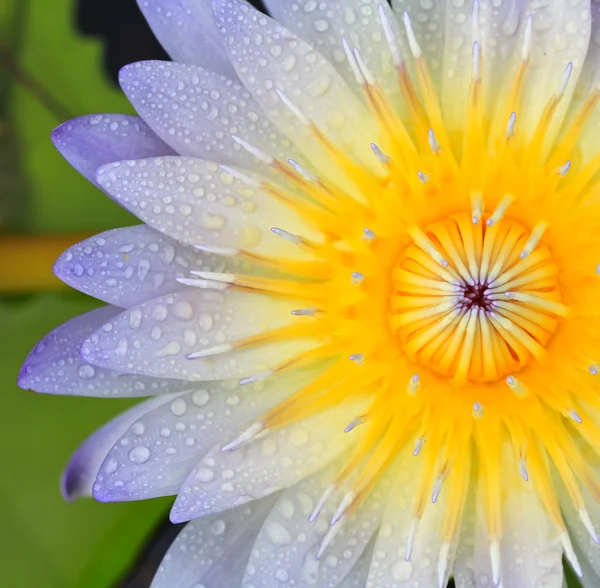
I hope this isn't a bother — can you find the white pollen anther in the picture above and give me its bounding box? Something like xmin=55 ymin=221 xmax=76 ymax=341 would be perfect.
xmin=403 ymin=11 xmax=422 ymax=58
xmin=555 ymin=62 xmax=573 ymax=99
xmin=349 ymin=353 xmax=365 ymax=364
xmin=471 ymin=191 xmax=484 ymax=224
xmin=472 ymin=401 xmax=484 ymax=418
xmin=487 ymin=193 xmax=515 ymax=226
xmin=288 ymin=159 xmax=317 ymax=182
xmin=472 ymin=41 xmax=481 ymax=82
xmin=428 ymin=129 xmax=441 ymax=153
xmin=309 ymin=485 xmax=335 ymax=523
xmin=187 ymin=343 xmax=233 ymax=360
xmin=345 ymin=415 xmax=366 ymax=433
xmin=239 ymin=370 xmax=273 ymax=386
xmin=569 ymin=409 xmax=583 ymax=424
xmin=271 ymin=227 xmax=302 ymax=244
xmin=418 ymin=171 xmax=429 ymax=184
xmin=275 ymin=88 xmax=311 ymax=126
xmin=291 ymin=307 xmax=317 ymax=316
xmin=579 ymin=508 xmax=600 ymax=544
xmin=331 ymin=491 xmax=354 ymax=526
xmin=406 ymin=518 xmax=420 ymax=561
xmin=221 ymin=422 xmax=265 ymax=452
xmin=506 ymin=375 xmax=528 ymax=397
xmin=353 ymin=47 xmax=376 ymax=85
xmin=231 ymin=135 xmax=274 ymax=164
xmin=490 ymin=540 xmax=501 ymax=586
xmin=432 ymin=476 xmax=444 ymax=503
xmin=379 ymin=3 xmax=403 ymax=67
xmin=521 ymin=14 xmax=533 ymax=61
xmin=194 ymin=243 xmax=240 ymax=256
xmin=560 ymin=532 xmax=583 ymax=578
xmin=519 ymin=458 xmax=529 ymax=481
xmin=342 ymin=38 xmax=365 ymax=85
xmin=520 ymin=221 xmax=548 ymax=258
xmin=363 ymin=227 xmax=376 ymax=241
xmin=413 ymin=437 xmax=425 ymax=456
xmin=189 ymin=270 xmax=236 ymax=284
xmin=558 ymin=160 xmax=571 ymax=176
xmin=472 ymin=0 xmax=481 ymax=43
xmin=351 ymin=272 xmax=365 ymax=285
xmin=371 ymin=142 xmax=391 ymax=164
xmin=176 ymin=277 xmax=230 ymax=291
xmin=438 ymin=542 xmax=451 ymax=588
xmin=407 ymin=374 xmax=420 ymax=395
xmin=506 ymin=111 xmax=517 ymax=137
xmin=316 ymin=518 xmax=344 ymax=559
xmin=218 ymin=165 xmax=262 ymax=188
xmin=409 ymin=226 xmax=448 ymax=267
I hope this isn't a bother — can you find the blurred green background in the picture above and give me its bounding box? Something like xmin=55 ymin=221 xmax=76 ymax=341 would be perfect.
xmin=1 ymin=1 xmax=170 ymax=586
xmin=0 ymin=0 xmax=584 ymax=587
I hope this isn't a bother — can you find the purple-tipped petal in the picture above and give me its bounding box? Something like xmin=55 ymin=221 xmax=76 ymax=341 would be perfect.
xmin=95 ymin=157 xmax=315 ymax=257
xmin=80 ymin=289 xmax=315 ymax=381
xmin=51 ymin=114 xmax=175 ymax=186
xmin=53 ymin=225 xmax=231 ymax=308
xmin=92 ymin=370 xmax=309 ymax=502
xmin=119 ymin=61 xmax=307 ymax=176
xmin=138 ymin=0 xmax=237 ymax=77
xmin=151 ymin=495 xmax=278 ymax=588
xmin=19 ymin=306 xmax=191 ymax=397
xmin=62 ymin=393 xmax=177 ymax=500
xmin=169 ymin=402 xmax=362 ymax=523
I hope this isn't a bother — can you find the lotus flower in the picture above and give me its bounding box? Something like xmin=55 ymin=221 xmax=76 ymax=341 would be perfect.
xmin=19 ymin=0 xmax=600 ymax=586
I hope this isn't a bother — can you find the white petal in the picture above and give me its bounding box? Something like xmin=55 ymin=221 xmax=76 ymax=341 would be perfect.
xmin=453 ymin=456 xmax=563 ymax=588
xmin=212 ymin=0 xmax=380 ymax=174
xmin=170 ymin=401 xmax=363 ymax=522
xmin=242 ymin=463 xmax=386 ymax=588
xmin=119 ymin=61 xmax=309 ymax=177
xmin=62 ymin=394 xmax=177 ymax=500
xmin=565 ymin=1 xmax=600 ymax=162
xmin=81 ymin=289 xmax=316 ymax=381
xmin=92 ymin=370 xmax=310 ymax=501
xmin=138 ymin=0 xmax=237 ymax=77
xmin=54 ymin=225 xmax=230 ymax=308
xmin=338 ymin=540 xmax=375 ymax=588
xmin=18 ymin=306 xmax=190 ymax=397
xmin=262 ymin=0 xmax=405 ymax=106
xmin=365 ymin=451 xmax=451 ymax=588
xmin=503 ymin=0 xmax=589 ymax=141
xmin=150 ymin=495 xmax=279 ymax=588
xmin=439 ymin=0 xmax=529 ymax=129
xmin=558 ymin=470 xmax=600 ymax=583
xmin=96 ymin=157 xmax=313 ymax=257
xmin=391 ymin=0 xmax=447 ymax=83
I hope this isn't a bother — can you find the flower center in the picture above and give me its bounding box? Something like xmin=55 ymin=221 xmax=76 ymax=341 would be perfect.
xmin=391 ymin=213 xmax=563 ymax=383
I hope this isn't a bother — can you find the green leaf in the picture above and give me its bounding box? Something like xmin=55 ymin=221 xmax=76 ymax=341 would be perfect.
xmin=0 ymin=294 xmax=171 ymax=588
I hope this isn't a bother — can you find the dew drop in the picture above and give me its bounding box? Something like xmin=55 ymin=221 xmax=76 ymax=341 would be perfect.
xmin=128 ymin=445 xmax=150 ymax=464
xmin=170 ymin=398 xmax=187 ymax=416
xmin=265 ymin=521 xmax=293 ymax=546
xmin=78 ymin=364 xmax=96 ymax=380
xmin=211 ymin=519 xmax=226 ymax=535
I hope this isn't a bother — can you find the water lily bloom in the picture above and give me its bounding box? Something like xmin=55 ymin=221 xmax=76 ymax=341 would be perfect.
xmin=19 ymin=0 xmax=600 ymax=585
